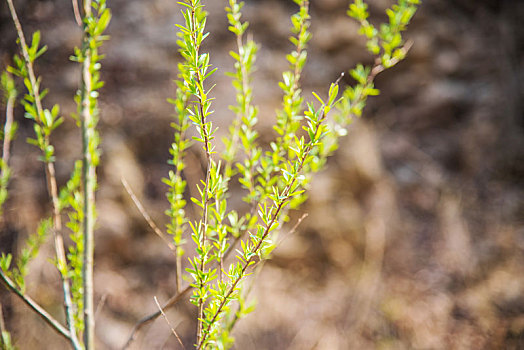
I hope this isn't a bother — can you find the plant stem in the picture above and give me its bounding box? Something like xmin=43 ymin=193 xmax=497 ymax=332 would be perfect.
xmin=153 ymin=296 xmax=187 ymax=350
xmin=80 ymin=0 xmax=96 ymax=348
xmin=121 ymin=177 xmax=177 ymax=254
xmin=187 ymin=3 xmax=214 ymax=343
xmin=2 ymin=83 xmax=15 ymax=169
xmin=72 ymin=0 xmax=82 ymax=27
xmin=0 ymin=270 xmax=72 ymax=341
xmin=173 ymin=130 xmax=188 ymax=293
xmin=5 ymin=1 xmax=81 ymax=348
xmin=281 ymin=0 xmax=309 ymax=139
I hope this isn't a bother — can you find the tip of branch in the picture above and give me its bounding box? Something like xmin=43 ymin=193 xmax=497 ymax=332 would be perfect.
xmin=335 ymin=72 xmax=345 ymax=85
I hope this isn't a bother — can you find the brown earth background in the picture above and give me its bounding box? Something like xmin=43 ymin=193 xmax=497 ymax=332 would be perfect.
xmin=0 ymin=0 xmax=523 ymax=349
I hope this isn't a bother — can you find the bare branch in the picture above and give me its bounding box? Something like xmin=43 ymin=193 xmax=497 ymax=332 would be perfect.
xmin=71 ymin=0 xmax=82 ymax=27
xmin=121 ymin=285 xmax=191 ymax=350
xmin=0 ymin=270 xmax=71 ymax=341
xmin=153 ymin=296 xmax=186 ymax=350
xmin=121 ymin=177 xmax=177 ymax=254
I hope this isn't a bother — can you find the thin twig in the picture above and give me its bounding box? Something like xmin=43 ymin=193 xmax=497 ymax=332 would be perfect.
xmin=71 ymin=0 xmax=82 ymax=27
xmin=2 ymin=83 xmax=15 ymax=169
xmin=5 ymin=0 xmax=43 ymax=119
xmin=121 ymin=177 xmax=177 ymax=254
xmin=223 ymin=23 xmax=257 ymax=175
xmin=0 ymin=270 xmax=71 ymax=341
xmin=121 ymin=285 xmax=191 ymax=350
xmin=0 ymin=302 xmax=7 ymax=339
xmin=95 ymin=293 xmax=107 ymax=320
xmin=153 ymin=296 xmax=186 ymax=350
xmin=0 ymin=73 xmax=16 ymax=225
xmin=369 ymin=39 xmax=414 ymax=79
xmin=288 ymin=213 xmax=308 ymax=237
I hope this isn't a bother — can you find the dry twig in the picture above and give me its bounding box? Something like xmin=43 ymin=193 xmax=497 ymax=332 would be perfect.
xmin=122 ymin=285 xmax=191 ymax=350
xmin=121 ymin=177 xmax=177 ymax=254
xmin=153 ymin=296 xmax=186 ymax=350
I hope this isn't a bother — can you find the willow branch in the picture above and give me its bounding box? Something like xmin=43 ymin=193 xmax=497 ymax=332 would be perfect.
xmin=187 ymin=5 xmax=214 ymax=343
xmin=5 ymin=1 xmax=80 ymax=348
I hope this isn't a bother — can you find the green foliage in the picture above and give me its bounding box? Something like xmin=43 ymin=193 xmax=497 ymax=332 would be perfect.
xmin=0 ymin=254 xmax=11 ymax=275
xmin=0 ymin=0 xmax=417 ymax=348
xmin=0 ymin=219 xmax=51 ymax=293
xmin=1 ymin=72 xmax=17 ymax=103
xmin=1 ymin=0 xmax=110 ymax=348
xmin=72 ymin=1 xmax=111 ymax=347
xmin=223 ymin=0 xmax=260 ymax=190
xmin=16 ymin=219 xmax=52 ymax=290
xmin=7 ymin=31 xmax=61 ymax=163
xmin=174 ymin=3 xmax=223 ymax=344
xmin=0 ymin=150 xmax=12 ymax=215
xmin=72 ymin=0 xmax=111 ymax=168
xmin=59 ymin=160 xmax=85 ymax=331
xmin=348 ymin=0 xmax=418 ymax=66
xmin=166 ymin=1 xmax=418 ymax=348
xmin=164 ymin=0 xmax=195 ymax=289
xmin=1 ymin=329 xmax=16 ymax=350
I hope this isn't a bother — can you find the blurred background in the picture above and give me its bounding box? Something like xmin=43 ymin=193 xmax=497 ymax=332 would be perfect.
xmin=1 ymin=0 xmax=523 ymax=349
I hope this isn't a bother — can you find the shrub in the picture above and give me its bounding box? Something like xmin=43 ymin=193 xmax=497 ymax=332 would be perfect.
xmin=0 ymin=0 xmax=418 ymax=349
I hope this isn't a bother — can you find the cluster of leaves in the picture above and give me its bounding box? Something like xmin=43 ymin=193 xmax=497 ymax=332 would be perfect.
xmin=7 ymin=31 xmax=61 ymax=163
xmin=348 ymin=0 xmax=419 ymax=66
xmin=172 ymin=2 xmax=227 ymax=346
xmin=58 ymin=161 xmax=85 ymax=331
xmin=163 ymin=0 xmax=195 ymax=291
xmin=0 ymin=219 xmax=51 ymax=292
